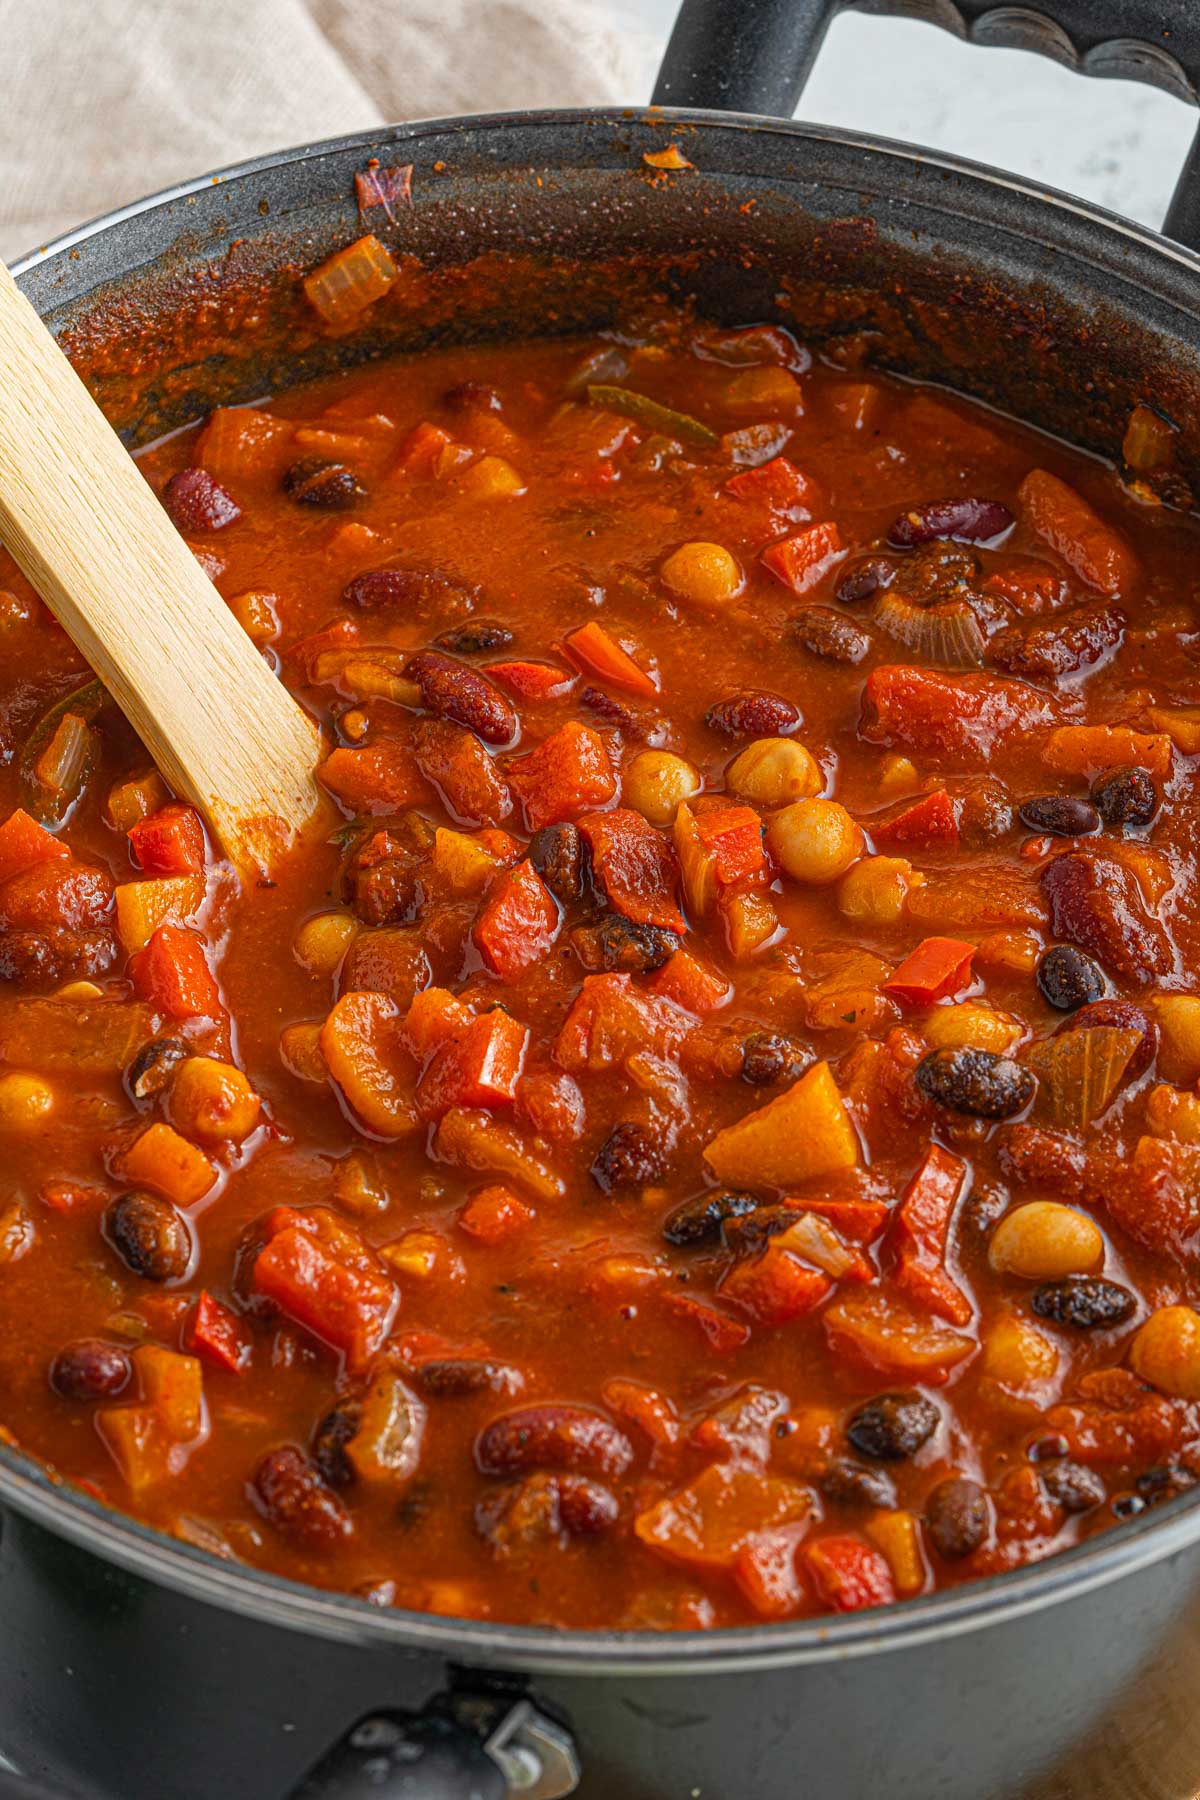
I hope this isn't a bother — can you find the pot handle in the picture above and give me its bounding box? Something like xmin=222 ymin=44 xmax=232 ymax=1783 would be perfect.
xmin=652 ymin=0 xmax=1200 ymax=250
xmin=287 ymin=1690 xmax=579 ymax=1800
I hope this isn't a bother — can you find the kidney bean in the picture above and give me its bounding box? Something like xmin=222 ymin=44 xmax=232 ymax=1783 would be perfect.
xmin=1135 ymin=1465 xmax=1194 ymax=1506
xmin=417 ymin=1359 xmax=524 ymax=1397
xmin=1057 ymin=997 xmax=1158 ymax=1079
xmin=283 ymin=457 xmax=367 ymax=509
xmin=1041 ymin=1460 xmax=1106 ymax=1514
xmin=475 ymin=1471 xmax=618 ymax=1551
xmin=571 ymin=914 xmax=679 ymax=974
xmin=0 ymin=926 xmax=116 ymax=984
xmin=403 ymin=650 xmax=517 ymax=746
xmin=591 ymin=1122 xmax=666 ymax=1192
xmin=740 ymin=1031 xmax=810 ymax=1086
xmin=915 ymin=1048 xmax=1036 ymax=1119
xmin=444 ymin=380 xmax=502 ymax=413
xmin=251 ymin=1446 xmax=354 ymax=1547
xmin=528 ymin=822 xmax=585 ymax=903
xmin=578 ymin=686 xmax=652 ymax=739
xmin=344 ymin=565 xmax=483 ymax=617
xmin=925 ymin=1476 xmax=990 ymax=1559
xmin=836 ymin=557 xmax=893 ymax=605
xmin=105 ymin=1190 xmax=193 ymax=1283
xmin=846 ymin=1392 xmax=940 ymax=1461
xmin=662 ymin=1187 xmax=759 ymax=1247
xmin=704 ymin=690 xmax=800 ymax=737
xmin=1091 ymin=766 xmax=1159 ymax=830
xmin=820 ymin=1459 xmax=897 ymax=1509
xmin=887 ymin=498 xmax=1013 ymax=548
xmin=124 ymin=1037 xmax=190 ymax=1103
xmin=475 ymin=1404 xmax=634 ymax=1479
xmin=956 ymin=778 xmax=1014 ymax=845
xmin=1036 ymin=945 xmax=1106 ymax=1012
xmin=50 ymin=1339 xmax=132 ymax=1402
xmin=162 ymin=468 xmax=242 ymax=532
xmin=790 ymin=606 xmax=873 ymax=664
xmin=434 ymin=619 xmax=513 ymax=653
xmin=1017 ymin=795 xmax=1100 ymax=838
xmin=1030 ymin=1277 xmax=1137 ymax=1329
xmin=991 ymin=603 xmax=1124 ymax=681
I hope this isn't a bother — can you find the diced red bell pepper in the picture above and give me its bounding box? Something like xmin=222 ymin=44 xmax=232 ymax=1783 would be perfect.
xmin=457 ymin=1182 xmax=535 ymax=1245
xmin=802 ymin=1535 xmax=895 ymax=1612
xmin=403 ymin=986 xmax=475 ymax=1061
xmin=579 ymin=808 xmax=684 ymax=933
xmin=663 ymin=1291 xmax=751 ymax=1354
xmin=725 ymin=456 xmax=821 ymax=517
xmin=761 ymin=521 xmax=844 ymax=595
xmin=553 ymin=973 xmax=689 ymax=1072
xmin=695 ymin=805 xmax=769 ymax=890
xmin=395 ymin=420 xmax=453 ymax=475
xmin=982 ymin=559 xmax=1064 ymax=615
xmin=1019 ymin=467 xmax=1139 ymax=594
xmin=416 ymin=1009 xmax=529 ymax=1116
xmin=318 ymin=742 xmax=431 ymax=815
xmin=507 ymin=722 xmax=616 ymax=829
xmin=128 ymin=803 xmax=207 ymax=877
xmin=884 ymin=937 xmax=976 ymax=1007
xmin=647 ymin=948 xmax=730 ymax=1015
xmin=795 ymin=1197 xmax=891 ymax=1246
xmin=719 ymin=1244 xmax=832 ymax=1325
xmin=0 ymin=807 xmax=67 ymax=884
xmin=890 ymin=1143 xmax=973 ymax=1327
xmin=563 ymin=621 xmax=658 ymax=699
xmin=186 ymin=1291 xmax=252 ymax=1373
xmin=869 ymin=788 xmax=959 ymax=851
xmin=474 ymin=860 xmax=560 ymax=980
xmin=253 ymin=1223 xmax=396 ymax=1368
xmin=130 ymin=924 xmax=224 ymax=1022
xmin=486 ymin=660 xmax=575 ymax=702
xmin=862 ymin=664 xmax=1059 ymax=766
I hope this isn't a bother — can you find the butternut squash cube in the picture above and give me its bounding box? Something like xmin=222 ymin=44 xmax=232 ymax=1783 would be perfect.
xmin=703 ymin=1060 xmax=860 ymax=1189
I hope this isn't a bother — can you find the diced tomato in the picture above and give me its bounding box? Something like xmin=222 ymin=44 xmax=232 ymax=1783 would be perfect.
xmin=474 ymin=860 xmax=560 ymax=980
xmin=457 ymin=1183 xmax=535 ymax=1245
xmin=796 ymin=1197 xmax=891 ymax=1246
xmin=553 ymin=973 xmax=688 ymax=1072
xmin=508 ymin=722 xmax=616 ymax=829
xmin=417 ymin=1009 xmax=529 ymax=1116
xmin=0 ymin=808 xmax=67 ymax=884
xmin=186 ymin=1291 xmax=252 ymax=1373
xmin=130 ymin=924 xmax=224 ymax=1023
xmin=982 ymin=558 xmax=1064 ymax=615
xmin=695 ymin=805 xmax=769 ymax=891
xmin=635 ymin=1463 xmax=813 ymax=1574
xmin=647 ymin=948 xmax=730 ymax=1015
xmin=802 ymin=1535 xmax=895 ymax=1612
xmin=485 ymin=660 xmax=575 ymax=702
xmin=869 ymin=788 xmax=959 ymax=851
xmin=253 ymin=1223 xmax=396 ymax=1368
xmin=1019 ymin=467 xmax=1139 ymax=594
xmin=719 ymin=1245 xmax=832 ymax=1325
xmin=318 ymin=743 xmax=431 ymax=814
xmin=563 ymin=622 xmax=658 ymax=699
xmin=663 ymin=1291 xmax=751 ymax=1354
xmin=761 ymin=522 xmax=844 ymax=595
xmin=733 ymin=1530 xmax=807 ymax=1620
xmin=890 ymin=1144 xmax=973 ymax=1327
xmin=286 ymin=617 xmax=359 ymax=681
xmin=884 ymin=937 xmax=975 ymax=1007
xmin=862 ymin=665 xmax=1059 ymax=765
xmin=395 ymin=420 xmax=453 ymax=475
xmin=128 ymin=803 xmax=207 ymax=877
xmin=725 ymin=455 xmax=821 ymax=517
xmin=580 ymin=808 xmax=684 ymax=932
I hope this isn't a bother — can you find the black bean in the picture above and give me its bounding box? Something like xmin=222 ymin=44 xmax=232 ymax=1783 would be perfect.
xmin=312 ymin=1404 xmax=360 ymax=1487
xmin=915 ymin=1048 xmax=1036 ymax=1119
xmin=790 ymin=607 xmax=873 ymax=664
xmin=571 ymin=914 xmax=679 ymax=974
xmin=124 ymin=1037 xmax=190 ymax=1103
xmin=1041 ymin=1461 xmax=1107 ymax=1514
xmin=888 ymin=498 xmax=1014 ymax=548
xmin=1112 ymin=1493 xmax=1146 ymax=1520
xmin=50 ymin=1339 xmax=132 ymax=1402
xmin=105 ymin=1190 xmax=192 ymax=1283
xmin=820 ymin=1459 xmax=897 ymax=1509
xmin=662 ymin=1187 xmax=759 ymax=1247
xmin=528 ymin=822 xmax=584 ymax=904
xmin=740 ymin=1031 xmax=809 ymax=1086
xmin=162 ymin=468 xmax=242 ymax=532
xmin=1030 ymin=1277 xmax=1137 ymax=1329
xmin=836 ymin=558 xmax=894 ymax=606
xmin=591 ymin=1122 xmax=665 ymax=1193
xmin=434 ymin=620 xmax=513 ymax=654
xmin=846 ymin=1392 xmax=940 ymax=1462
xmin=1091 ymin=766 xmax=1158 ymax=830
xmin=925 ymin=1476 xmax=990 ymax=1559
xmin=1017 ymin=795 xmax=1100 ymax=837
xmin=283 ymin=458 xmax=367 ymax=510
xmin=1036 ymin=945 xmax=1106 ymax=1013
xmin=705 ymin=690 xmax=800 ymax=738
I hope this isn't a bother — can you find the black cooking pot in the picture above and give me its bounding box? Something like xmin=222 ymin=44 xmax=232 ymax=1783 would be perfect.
xmin=8 ymin=3 xmax=1200 ymax=1796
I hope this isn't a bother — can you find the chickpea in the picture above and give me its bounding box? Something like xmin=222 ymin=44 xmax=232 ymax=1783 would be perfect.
xmin=879 ymin=754 xmax=919 ymax=793
xmin=0 ymin=1071 xmax=54 ymax=1131
xmin=922 ymin=1001 xmax=1023 ymax=1056
xmin=727 ymin=736 xmax=822 ymax=807
xmin=1153 ymin=995 xmax=1200 ymax=1085
xmin=294 ymin=911 xmax=358 ymax=977
xmin=1129 ymin=1305 xmax=1200 ymax=1400
xmin=170 ymin=1056 xmax=262 ymax=1145
xmin=837 ymin=854 xmax=919 ymax=926
xmin=988 ymin=1202 xmax=1104 ymax=1280
xmin=660 ymin=541 xmax=743 ymax=605
xmin=623 ymin=750 xmax=701 ymax=826
xmin=981 ymin=1313 xmax=1059 ymax=1392
xmin=767 ymin=798 xmax=862 ymax=885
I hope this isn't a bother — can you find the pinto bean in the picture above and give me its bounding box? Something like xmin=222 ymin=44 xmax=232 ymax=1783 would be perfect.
xmin=435 ymin=620 xmax=513 ymax=653
xmin=125 ymin=1037 xmax=190 ymax=1103
xmin=283 ymin=458 xmax=367 ymax=510
xmin=915 ymin=1048 xmax=1035 ymax=1119
xmin=662 ymin=1187 xmax=759 ymax=1247
xmin=50 ymin=1339 xmax=132 ymax=1402
xmin=578 ymin=685 xmax=652 ymax=739
xmin=925 ymin=1477 xmax=990 ymax=1559
xmin=846 ymin=1392 xmax=940 ymax=1461
xmin=888 ymin=498 xmax=1013 ymax=548
xmin=790 ymin=607 xmax=873 ymax=664
xmin=705 ymin=690 xmax=800 ymax=738
xmin=105 ymin=1190 xmax=193 ymax=1283
xmin=0 ymin=927 xmax=116 ymax=985
xmin=417 ymin=1359 xmax=524 ymax=1398
xmin=1041 ymin=1459 xmax=1106 ymax=1513
xmin=344 ymin=566 xmax=483 ymax=617
xmin=403 ymin=651 xmax=517 ymax=745
xmin=475 ymin=1404 xmax=634 ymax=1479
xmin=740 ymin=1031 xmax=810 ymax=1085
xmin=312 ymin=1404 xmax=360 ymax=1487
xmin=570 ymin=914 xmax=680 ymax=974
xmin=251 ymin=1446 xmax=354 ymax=1547
xmin=820 ymin=1459 xmax=898 ymax=1509
xmin=162 ymin=468 xmax=242 ymax=532
xmin=591 ymin=1122 xmax=666 ymax=1192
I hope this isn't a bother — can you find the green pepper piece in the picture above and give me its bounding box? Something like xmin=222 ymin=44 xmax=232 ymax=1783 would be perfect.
xmin=586 ymin=384 xmax=717 ymax=448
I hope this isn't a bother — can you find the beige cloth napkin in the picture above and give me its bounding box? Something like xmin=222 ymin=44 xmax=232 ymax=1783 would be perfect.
xmin=0 ymin=0 xmax=659 ymax=261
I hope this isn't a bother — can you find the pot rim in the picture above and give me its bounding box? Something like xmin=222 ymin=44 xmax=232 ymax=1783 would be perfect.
xmin=9 ymin=101 xmax=1200 ymax=1673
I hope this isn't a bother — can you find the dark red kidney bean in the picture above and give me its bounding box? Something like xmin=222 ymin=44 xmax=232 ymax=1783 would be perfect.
xmin=887 ymin=498 xmax=1014 ymax=548
xmin=846 ymin=1392 xmax=940 ymax=1461
xmin=1030 ymin=1277 xmax=1136 ymax=1329
xmin=791 ymin=606 xmax=873 ymax=664
xmin=1036 ymin=945 xmax=1106 ymax=1013
xmin=50 ymin=1339 xmax=132 ymax=1402
xmin=925 ymin=1477 xmax=991 ymax=1559
xmin=591 ymin=1122 xmax=665 ymax=1192
xmin=704 ymin=690 xmax=800 ymax=737
xmin=403 ymin=650 xmax=517 ymax=745
xmin=251 ymin=1445 xmax=354 ymax=1548
xmin=417 ymin=1359 xmax=524 ymax=1397
xmin=557 ymin=1473 xmax=620 ymax=1534
xmin=1091 ymin=765 xmax=1158 ymax=829
xmin=474 ymin=1471 xmax=618 ymax=1550
xmin=475 ymin=1404 xmax=634 ymax=1478
xmin=571 ymin=915 xmax=679 ymax=975
xmin=662 ymin=1187 xmax=759 ymax=1247
xmin=740 ymin=1031 xmax=810 ymax=1086
xmin=0 ymin=926 xmax=116 ymax=984
xmin=990 ymin=602 xmax=1124 ymax=681
xmin=105 ymin=1190 xmax=193 ymax=1282
xmin=836 ymin=557 xmax=894 ymax=605
xmin=1041 ymin=851 xmax=1172 ymax=986
xmin=282 ymin=458 xmax=367 ymax=509
xmin=345 ymin=565 xmax=483 ymax=616
xmin=162 ymin=468 xmax=242 ymax=532
xmin=444 ymin=381 xmax=502 ymax=413
xmin=578 ymin=685 xmax=654 ymax=740
xmin=916 ymin=1048 xmax=1035 ymax=1119
xmin=820 ymin=1460 xmax=897 ymax=1509
xmin=1057 ymin=997 xmax=1158 ymax=1079
xmin=1017 ymin=795 xmax=1100 ymax=837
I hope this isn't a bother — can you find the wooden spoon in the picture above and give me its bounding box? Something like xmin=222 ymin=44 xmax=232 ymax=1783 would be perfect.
xmin=0 ymin=258 xmax=323 ymax=873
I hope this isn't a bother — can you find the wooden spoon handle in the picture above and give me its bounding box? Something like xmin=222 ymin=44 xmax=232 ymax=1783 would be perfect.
xmin=0 ymin=258 xmax=323 ymax=871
